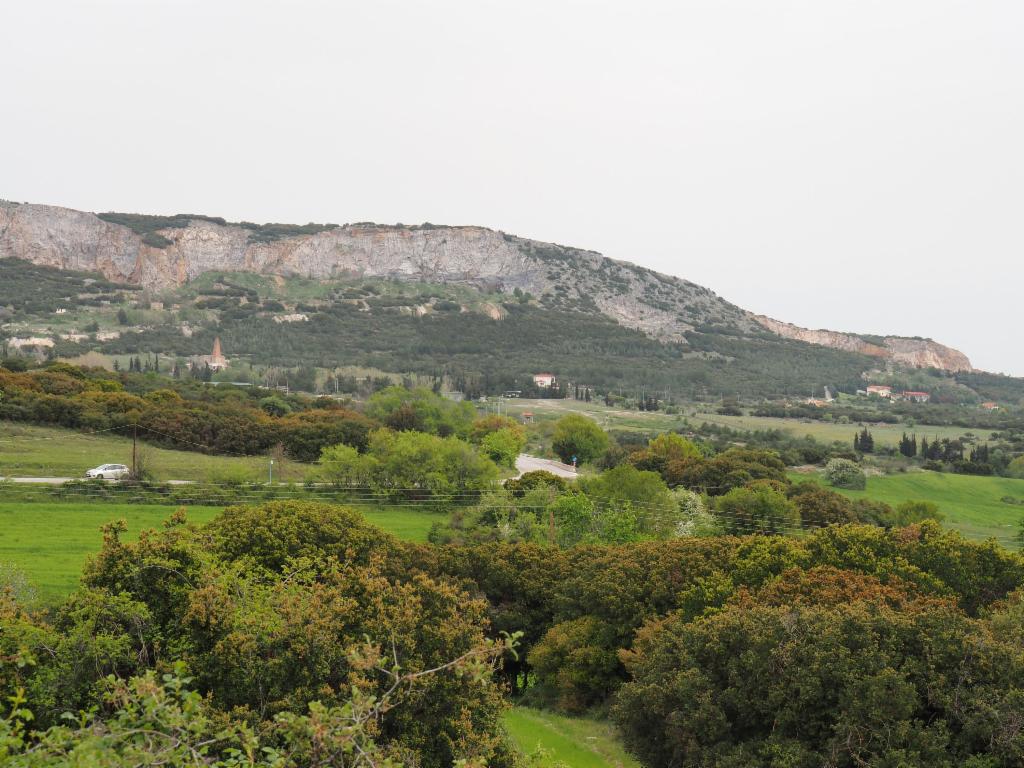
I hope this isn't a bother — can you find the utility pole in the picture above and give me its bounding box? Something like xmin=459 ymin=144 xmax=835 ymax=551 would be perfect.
xmin=269 ymin=458 xmax=274 ymax=485
xmin=132 ymin=423 xmax=138 ymax=478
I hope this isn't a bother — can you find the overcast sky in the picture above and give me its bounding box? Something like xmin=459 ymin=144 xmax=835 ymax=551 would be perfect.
xmin=3 ymin=1 xmax=1021 ymax=374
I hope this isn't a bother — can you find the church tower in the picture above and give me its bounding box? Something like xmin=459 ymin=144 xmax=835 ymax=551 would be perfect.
xmin=210 ymin=337 xmax=227 ymax=369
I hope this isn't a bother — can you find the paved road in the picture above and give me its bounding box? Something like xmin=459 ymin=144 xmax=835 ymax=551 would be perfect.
xmin=1 ymin=476 xmax=73 ymax=485
xmin=514 ymin=454 xmax=577 ymax=479
xmin=0 ymin=476 xmax=193 ymax=485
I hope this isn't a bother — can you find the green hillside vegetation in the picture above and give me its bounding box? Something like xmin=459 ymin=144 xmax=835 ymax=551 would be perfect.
xmin=0 ymin=258 xmax=139 ymax=317
xmin=5 ymin=256 xmax=1024 ymax=402
xmin=792 ymin=470 xmax=1024 ymax=548
xmin=92 ymin=292 xmax=874 ymax=398
xmin=0 ymin=259 xmax=893 ymax=397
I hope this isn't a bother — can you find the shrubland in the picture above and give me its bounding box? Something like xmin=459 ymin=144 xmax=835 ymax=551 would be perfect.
xmin=4 ymin=495 xmax=1024 ymax=765
xmin=0 ymin=363 xmax=376 ymax=460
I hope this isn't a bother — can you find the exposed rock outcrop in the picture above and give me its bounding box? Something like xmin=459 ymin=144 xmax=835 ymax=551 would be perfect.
xmin=0 ymin=201 xmax=753 ymax=343
xmin=752 ymin=316 xmax=973 ymax=373
xmin=0 ymin=201 xmax=975 ymax=372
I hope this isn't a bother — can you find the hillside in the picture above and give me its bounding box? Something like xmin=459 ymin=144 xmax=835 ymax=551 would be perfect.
xmin=1 ymin=201 xmax=1015 ymax=399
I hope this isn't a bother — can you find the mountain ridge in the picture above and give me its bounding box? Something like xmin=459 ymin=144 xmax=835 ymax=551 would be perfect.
xmin=0 ymin=200 xmax=973 ymax=373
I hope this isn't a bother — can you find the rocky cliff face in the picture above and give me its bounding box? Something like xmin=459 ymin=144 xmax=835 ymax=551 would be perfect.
xmin=0 ymin=201 xmax=975 ymax=372
xmin=752 ymin=316 xmax=973 ymax=373
xmin=0 ymin=201 xmax=754 ymax=343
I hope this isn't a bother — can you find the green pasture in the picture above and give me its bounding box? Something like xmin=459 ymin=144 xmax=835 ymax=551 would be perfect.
xmin=0 ymin=500 xmax=442 ymax=602
xmin=502 ymin=399 xmax=992 ymax=449
xmin=692 ymin=411 xmax=993 ymax=448
xmin=0 ymin=422 xmax=305 ymax=482
xmin=791 ymin=470 xmax=1024 ymax=548
xmin=504 ymin=707 xmax=638 ymax=768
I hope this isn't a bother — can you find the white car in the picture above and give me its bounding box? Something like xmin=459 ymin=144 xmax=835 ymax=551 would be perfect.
xmin=85 ymin=463 xmax=131 ymax=480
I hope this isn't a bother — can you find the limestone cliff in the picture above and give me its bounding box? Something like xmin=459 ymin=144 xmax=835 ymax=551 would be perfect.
xmin=0 ymin=201 xmax=975 ymax=372
xmin=752 ymin=315 xmax=973 ymax=373
xmin=0 ymin=201 xmax=754 ymax=343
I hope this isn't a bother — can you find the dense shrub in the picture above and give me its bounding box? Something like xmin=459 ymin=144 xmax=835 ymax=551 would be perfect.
xmin=0 ymin=364 xmax=377 ymax=459
xmin=666 ymin=447 xmax=788 ymax=494
xmin=825 ymin=457 xmax=867 ymax=489
xmin=714 ymin=484 xmax=801 ymax=534
xmin=550 ymin=414 xmax=609 ymax=465
xmin=316 ymin=429 xmax=500 ymax=501
xmin=59 ymin=502 xmax=513 ymax=767
xmin=614 ymin=598 xmax=1024 ymax=767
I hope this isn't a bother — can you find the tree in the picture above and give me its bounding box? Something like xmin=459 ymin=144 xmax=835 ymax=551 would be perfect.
xmin=468 ymin=414 xmax=524 ymax=445
xmin=672 ymin=488 xmax=722 ymax=537
xmin=528 ymin=616 xmax=621 ymax=712
xmin=788 ymin=482 xmax=858 ymax=528
xmin=549 ymin=492 xmax=642 ymax=547
xmin=480 ymin=426 xmax=526 ymax=468
xmin=855 ymin=427 xmax=874 ymax=453
xmin=315 ymin=429 xmax=499 ymax=502
xmin=579 ymin=463 xmax=676 ymax=536
xmin=714 ymin=485 xmax=801 ymax=535
xmin=69 ymin=502 xmax=516 ymax=767
xmin=1 ymin=640 xmax=515 ymax=768
xmin=365 ymin=386 xmax=474 ymax=437
xmin=893 ymin=500 xmax=944 ymax=526
xmin=259 ymin=394 xmax=292 ymax=416
xmin=614 ymin=597 xmax=1024 ymax=768
xmin=551 ymin=414 xmax=609 ymax=465
xmin=824 ymin=457 xmax=866 ymax=490
xmin=116 ymin=308 xmax=129 ymax=325
xmin=667 ymin=448 xmax=788 ymax=495
xmin=317 ymin=443 xmax=375 ymax=488
xmin=1007 ymin=456 xmax=1024 ymax=479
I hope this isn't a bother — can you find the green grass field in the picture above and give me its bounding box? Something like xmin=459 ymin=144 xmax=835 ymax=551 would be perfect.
xmin=504 ymin=707 xmax=638 ymax=768
xmin=0 ymin=501 xmax=443 ymax=602
xmin=0 ymin=422 xmax=306 ymax=482
xmin=791 ymin=470 xmax=1024 ymax=548
xmin=691 ymin=411 xmax=994 ymax=448
xmin=502 ymin=398 xmax=992 ymax=449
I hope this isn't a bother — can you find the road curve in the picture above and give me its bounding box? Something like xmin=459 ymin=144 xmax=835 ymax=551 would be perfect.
xmin=513 ymin=454 xmax=577 ymax=479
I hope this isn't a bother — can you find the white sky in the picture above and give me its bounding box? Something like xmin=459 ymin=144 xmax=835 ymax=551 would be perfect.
xmin=2 ymin=0 xmax=1021 ymax=374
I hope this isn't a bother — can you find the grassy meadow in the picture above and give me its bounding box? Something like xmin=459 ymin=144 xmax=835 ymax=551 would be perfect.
xmin=503 ymin=707 xmax=639 ymax=768
xmin=501 ymin=398 xmax=993 ymax=449
xmin=0 ymin=500 xmax=442 ymax=602
xmin=791 ymin=470 xmax=1024 ymax=549
xmin=0 ymin=422 xmax=305 ymax=482
xmin=690 ymin=410 xmax=995 ymax=448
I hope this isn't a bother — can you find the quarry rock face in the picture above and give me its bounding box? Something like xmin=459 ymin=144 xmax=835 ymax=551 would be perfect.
xmin=0 ymin=201 xmax=974 ymax=372
xmin=0 ymin=201 xmax=753 ymax=344
xmin=752 ymin=316 xmax=973 ymax=373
